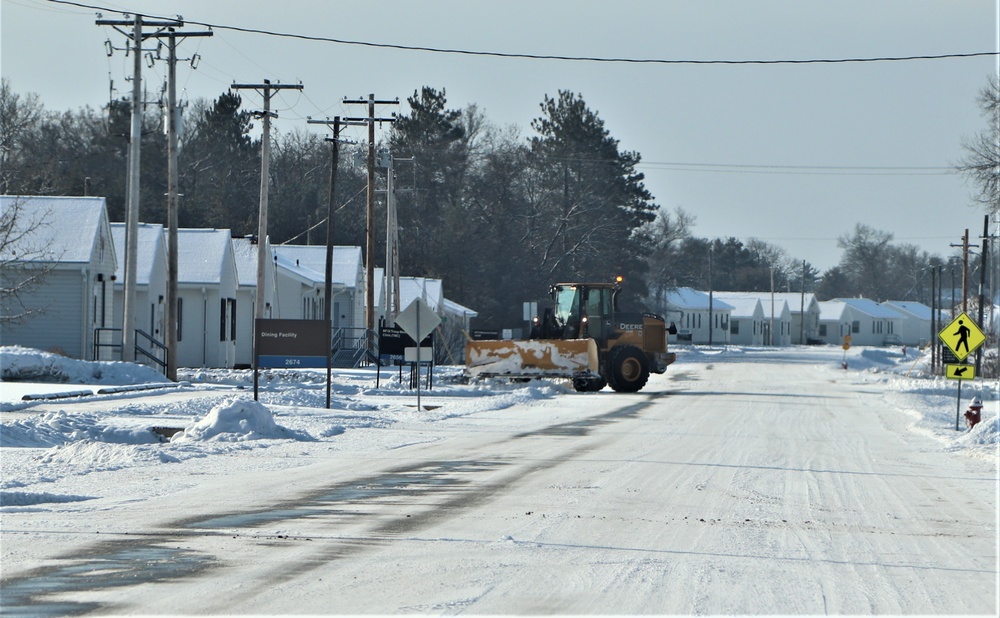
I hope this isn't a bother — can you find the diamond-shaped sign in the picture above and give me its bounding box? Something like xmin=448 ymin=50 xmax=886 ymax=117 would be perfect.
xmin=395 ymin=297 xmax=441 ymax=343
xmin=938 ymin=312 xmax=986 ymax=362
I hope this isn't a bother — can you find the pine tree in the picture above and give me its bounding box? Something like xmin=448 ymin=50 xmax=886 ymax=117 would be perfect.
xmin=527 ymin=91 xmax=658 ymax=304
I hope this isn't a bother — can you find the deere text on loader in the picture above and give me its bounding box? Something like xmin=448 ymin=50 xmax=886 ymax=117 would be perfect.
xmin=465 ymin=280 xmax=676 ymax=392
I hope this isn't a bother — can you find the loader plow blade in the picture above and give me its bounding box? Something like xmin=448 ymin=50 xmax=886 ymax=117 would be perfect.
xmin=465 ymin=339 xmax=599 ymax=379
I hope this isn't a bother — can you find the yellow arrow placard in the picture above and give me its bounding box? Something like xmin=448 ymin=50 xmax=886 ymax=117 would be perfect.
xmin=945 ymin=364 xmax=976 ymax=380
xmin=938 ymin=312 xmax=986 ymax=362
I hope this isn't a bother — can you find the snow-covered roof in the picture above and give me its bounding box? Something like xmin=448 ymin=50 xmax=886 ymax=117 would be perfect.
xmin=177 ymin=228 xmax=232 ymax=284
xmin=881 ymin=300 xmax=932 ymax=321
xmin=717 ymin=291 xmax=815 ymax=313
xmin=110 ymin=222 xmax=163 ymax=286
xmin=399 ymin=277 xmax=444 ymax=312
xmin=664 ymin=287 xmax=734 ymax=311
xmin=272 ymin=245 xmax=362 ymax=287
xmin=818 ymin=300 xmax=851 ymax=321
xmin=443 ymin=297 xmax=477 ymax=318
xmin=231 ymin=236 xmax=263 ymax=287
xmin=836 ymin=298 xmax=904 ymax=319
xmin=0 ymin=195 xmax=110 ymax=264
xmin=713 ymin=295 xmax=762 ymax=318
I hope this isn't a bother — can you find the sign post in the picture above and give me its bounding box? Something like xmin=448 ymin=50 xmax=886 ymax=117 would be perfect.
xmin=938 ymin=312 xmax=986 ymax=430
xmin=395 ymin=298 xmax=441 ymax=411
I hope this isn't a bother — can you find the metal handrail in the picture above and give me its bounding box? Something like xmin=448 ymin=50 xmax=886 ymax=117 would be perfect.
xmin=134 ymin=328 xmax=168 ymax=371
xmin=92 ymin=327 xmax=168 ymax=372
xmin=93 ymin=327 xmax=122 ymax=360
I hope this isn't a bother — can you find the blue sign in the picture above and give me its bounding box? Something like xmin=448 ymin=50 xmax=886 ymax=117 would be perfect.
xmin=257 ymin=355 xmax=328 ymax=369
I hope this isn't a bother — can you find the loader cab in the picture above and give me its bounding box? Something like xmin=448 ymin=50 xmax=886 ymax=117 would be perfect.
xmin=550 ymin=283 xmax=618 ymax=342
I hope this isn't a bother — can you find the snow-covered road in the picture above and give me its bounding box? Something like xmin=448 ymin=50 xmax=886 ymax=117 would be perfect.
xmin=2 ymin=347 xmax=996 ymax=614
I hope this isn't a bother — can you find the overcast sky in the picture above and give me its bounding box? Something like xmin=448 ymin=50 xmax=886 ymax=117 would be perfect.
xmin=2 ymin=0 xmax=997 ymax=272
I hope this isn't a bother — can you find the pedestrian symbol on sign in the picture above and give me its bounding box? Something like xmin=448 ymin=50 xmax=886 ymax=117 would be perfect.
xmin=938 ymin=312 xmax=985 ymax=362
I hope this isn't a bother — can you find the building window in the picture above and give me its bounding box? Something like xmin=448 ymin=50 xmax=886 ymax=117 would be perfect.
xmin=229 ymin=299 xmax=237 ymax=341
xmin=220 ymin=298 xmax=228 ymax=341
xmin=177 ymin=297 xmax=183 ymax=342
xmin=819 ymin=324 xmax=827 ymax=337
xmin=731 ymin=320 xmax=740 ymax=335
xmin=852 ymin=320 xmax=860 ymax=334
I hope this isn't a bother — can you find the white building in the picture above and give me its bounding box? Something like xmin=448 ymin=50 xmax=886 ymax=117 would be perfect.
xmin=109 ymin=222 xmax=168 ymax=365
xmin=817 ymin=300 xmax=855 ymax=345
xmin=718 ymin=291 xmax=817 ymax=344
xmin=175 ymin=228 xmax=239 ymax=368
xmin=835 ymin=298 xmax=904 ymax=346
xmin=272 ymin=244 xmax=365 ymax=332
xmin=231 ymin=236 xmax=277 ymax=368
xmin=0 ymin=196 xmax=117 ymax=360
xmin=881 ymin=300 xmax=935 ymax=347
xmin=663 ymin=287 xmax=733 ymax=345
xmin=716 ymin=295 xmax=765 ymax=346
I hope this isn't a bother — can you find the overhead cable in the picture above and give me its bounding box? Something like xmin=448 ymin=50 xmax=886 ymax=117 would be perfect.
xmin=48 ymin=0 xmax=999 ymax=66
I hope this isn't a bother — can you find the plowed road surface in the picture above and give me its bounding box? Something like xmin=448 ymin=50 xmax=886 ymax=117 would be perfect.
xmin=2 ymin=352 xmax=997 ymax=614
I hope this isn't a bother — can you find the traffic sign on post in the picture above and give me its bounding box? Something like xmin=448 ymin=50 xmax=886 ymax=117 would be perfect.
xmin=938 ymin=312 xmax=985 ymax=362
xmin=396 ymin=298 xmax=440 ymax=343
xmin=394 ymin=298 xmax=441 ymax=411
xmin=945 ymin=364 xmax=976 ymax=380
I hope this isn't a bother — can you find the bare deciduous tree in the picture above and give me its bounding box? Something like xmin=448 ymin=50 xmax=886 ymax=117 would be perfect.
xmin=0 ymin=198 xmax=59 ymax=324
xmin=958 ymin=73 xmax=1000 ymax=213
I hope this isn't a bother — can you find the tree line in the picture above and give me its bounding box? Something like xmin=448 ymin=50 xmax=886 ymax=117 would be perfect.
xmin=1 ymin=79 xmax=988 ymax=329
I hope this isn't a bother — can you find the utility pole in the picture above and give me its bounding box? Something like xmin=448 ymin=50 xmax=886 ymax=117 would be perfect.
xmin=384 ymin=150 xmax=397 ymax=326
xmin=307 ymin=116 xmax=364 ymax=407
xmin=707 ymin=247 xmax=713 ymax=347
xmin=344 ymin=94 xmax=398 ymax=335
xmin=769 ymin=266 xmax=776 ymax=346
xmin=382 ymin=152 xmax=413 ymax=326
xmin=962 ymin=229 xmax=970 ymax=314
xmin=148 ymin=25 xmax=212 ymax=382
xmin=97 ymin=13 xmax=181 ymax=362
xmin=974 ymin=215 xmax=991 ymax=374
xmin=231 ymin=80 xmax=304 ymax=322
xmin=930 ymin=266 xmax=937 ymax=372
xmin=799 ymin=260 xmax=806 ymax=345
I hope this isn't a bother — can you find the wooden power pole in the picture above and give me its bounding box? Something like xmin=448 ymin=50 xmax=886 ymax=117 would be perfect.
xmin=344 ymin=94 xmax=398 ymax=335
xmin=231 ymin=80 xmax=304 ymax=321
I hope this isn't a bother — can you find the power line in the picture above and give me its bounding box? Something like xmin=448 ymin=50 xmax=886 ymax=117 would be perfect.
xmin=48 ymin=0 xmax=1000 ymax=66
xmin=636 ymin=161 xmax=957 ymax=176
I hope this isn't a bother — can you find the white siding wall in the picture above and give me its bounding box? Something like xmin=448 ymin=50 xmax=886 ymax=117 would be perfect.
xmin=1 ymin=269 xmax=86 ymax=358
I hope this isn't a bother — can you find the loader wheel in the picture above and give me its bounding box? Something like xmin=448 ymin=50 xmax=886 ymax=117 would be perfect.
xmin=607 ymin=345 xmax=649 ymax=393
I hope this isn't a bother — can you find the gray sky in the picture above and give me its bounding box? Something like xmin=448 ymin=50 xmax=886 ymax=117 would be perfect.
xmin=2 ymin=0 xmax=997 ymax=272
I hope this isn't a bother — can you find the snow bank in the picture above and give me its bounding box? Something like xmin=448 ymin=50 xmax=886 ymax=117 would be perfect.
xmin=0 ymin=491 xmax=94 ymax=507
xmin=0 ymin=410 xmax=162 ymax=448
xmin=1 ymin=346 xmax=166 ymax=384
xmin=171 ymin=398 xmax=314 ymax=443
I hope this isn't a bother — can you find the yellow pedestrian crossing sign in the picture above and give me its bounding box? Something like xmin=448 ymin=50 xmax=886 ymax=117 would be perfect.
xmin=938 ymin=312 xmax=986 ymax=362
xmin=945 ymin=364 xmax=976 ymax=380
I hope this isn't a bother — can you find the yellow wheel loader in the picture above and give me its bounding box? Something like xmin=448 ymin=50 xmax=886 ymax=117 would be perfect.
xmin=465 ymin=280 xmax=677 ymax=392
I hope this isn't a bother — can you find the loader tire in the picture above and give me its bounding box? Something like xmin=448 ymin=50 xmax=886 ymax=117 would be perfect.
xmin=607 ymin=345 xmax=649 ymax=393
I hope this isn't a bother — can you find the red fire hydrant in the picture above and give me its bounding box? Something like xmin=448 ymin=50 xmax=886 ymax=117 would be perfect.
xmin=964 ymin=397 xmax=983 ymax=430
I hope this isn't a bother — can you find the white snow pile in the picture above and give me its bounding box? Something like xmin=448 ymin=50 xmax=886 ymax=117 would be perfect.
xmin=171 ymin=398 xmax=313 ymax=443
xmin=1 ymin=345 xmax=166 ymax=384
